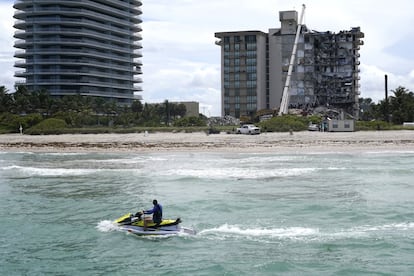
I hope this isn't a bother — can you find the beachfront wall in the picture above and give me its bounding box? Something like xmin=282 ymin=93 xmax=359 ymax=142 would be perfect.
xmin=327 ymin=119 xmax=355 ymax=132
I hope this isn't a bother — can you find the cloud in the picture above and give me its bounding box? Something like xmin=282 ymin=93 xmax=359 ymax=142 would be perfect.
xmin=0 ymin=1 xmax=15 ymax=91
xmin=1 ymin=0 xmax=414 ymax=116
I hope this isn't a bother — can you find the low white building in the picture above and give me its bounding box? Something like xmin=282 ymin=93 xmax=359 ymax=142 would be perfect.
xmin=327 ymin=119 xmax=355 ymax=132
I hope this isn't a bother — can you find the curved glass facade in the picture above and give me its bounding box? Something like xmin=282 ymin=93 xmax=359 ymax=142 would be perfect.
xmin=13 ymin=0 xmax=142 ymax=104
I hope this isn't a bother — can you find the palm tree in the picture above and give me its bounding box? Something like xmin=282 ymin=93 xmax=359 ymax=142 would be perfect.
xmin=131 ymin=100 xmax=143 ymax=113
xmin=0 ymin=86 xmax=12 ymax=113
xmin=13 ymin=85 xmax=31 ymax=114
xmin=358 ymin=97 xmax=375 ymax=121
xmin=164 ymin=100 xmax=170 ymax=125
xmin=389 ymin=86 xmax=414 ymax=124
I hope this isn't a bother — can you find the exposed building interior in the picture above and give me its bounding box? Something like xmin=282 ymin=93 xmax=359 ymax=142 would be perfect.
xmin=294 ymin=27 xmax=364 ymax=117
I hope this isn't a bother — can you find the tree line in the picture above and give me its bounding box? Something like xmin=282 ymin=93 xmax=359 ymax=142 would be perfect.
xmin=359 ymin=86 xmax=414 ymax=124
xmin=1 ymin=85 xmax=414 ymax=133
xmin=0 ymin=85 xmax=209 ymax=133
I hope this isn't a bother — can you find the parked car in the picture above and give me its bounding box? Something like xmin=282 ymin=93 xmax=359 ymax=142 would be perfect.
xmin=308 ymin=123 xmax=319 ymax=131
xmin=236 ymin=124 xmax=261 ymax=135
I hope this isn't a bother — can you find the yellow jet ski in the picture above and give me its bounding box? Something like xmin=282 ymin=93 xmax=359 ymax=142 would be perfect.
xmin=114 ymin=212 xmax=195 ymax=235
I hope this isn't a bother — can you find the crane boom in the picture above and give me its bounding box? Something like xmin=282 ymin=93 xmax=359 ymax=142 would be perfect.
xmin=278 ymin=4 xmax=306 ymax=116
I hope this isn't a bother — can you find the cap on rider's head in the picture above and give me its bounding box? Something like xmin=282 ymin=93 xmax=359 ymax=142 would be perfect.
xmin=153 ymin=199 xmax=157 ymax=205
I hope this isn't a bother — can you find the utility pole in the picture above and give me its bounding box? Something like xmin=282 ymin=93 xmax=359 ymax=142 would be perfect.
xmin=384 ymin=74 xmax=389 ymax=122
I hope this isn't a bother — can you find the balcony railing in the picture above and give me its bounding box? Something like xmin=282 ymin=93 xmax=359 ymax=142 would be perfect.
xmin=14 ymin=0 xmax=142 ymax=18
xmin=14 ymin=17 xmax=142 ymax=35
xmin=14 ymin=6 xmax=141 ymax=26
xmin=14 ymin=58 xmax=142 ymax=70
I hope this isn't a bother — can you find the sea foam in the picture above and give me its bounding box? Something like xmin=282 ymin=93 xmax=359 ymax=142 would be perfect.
xmin=2 ymin=165 xmax=99 ymax=176
xmin=96 ymin=220 xmax=119 ymax=232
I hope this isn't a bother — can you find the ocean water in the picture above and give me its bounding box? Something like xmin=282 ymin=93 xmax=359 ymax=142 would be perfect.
xmin=0 ymin=150 xmax=413 ymax=275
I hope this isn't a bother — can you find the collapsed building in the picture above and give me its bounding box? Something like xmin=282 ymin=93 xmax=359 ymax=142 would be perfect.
xmin=295 ymin=28 xmax=364 ymax=116
xmin=215 ymin=8 xmax=364 ymax=119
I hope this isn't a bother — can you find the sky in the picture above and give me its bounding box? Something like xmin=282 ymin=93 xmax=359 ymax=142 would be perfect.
xmin=1 ymin=0 xmax=414 ymax=116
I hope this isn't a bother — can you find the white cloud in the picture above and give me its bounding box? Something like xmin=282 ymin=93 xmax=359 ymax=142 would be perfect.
xmin=0 ymin=1 xmax=15 ymax=92
xmin=1 ymin=0 xmax=414 ymax=116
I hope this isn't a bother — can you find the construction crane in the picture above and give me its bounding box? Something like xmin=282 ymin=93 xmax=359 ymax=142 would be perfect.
xmin=278 ymin=4 xmax=306 ymax=116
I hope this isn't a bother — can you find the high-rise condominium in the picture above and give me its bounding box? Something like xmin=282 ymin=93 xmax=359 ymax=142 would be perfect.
xmin=13 ymin=0 xmax=143 ymax=104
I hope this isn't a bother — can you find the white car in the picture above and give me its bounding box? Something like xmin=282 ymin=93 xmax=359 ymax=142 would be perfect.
xmin=308 ymin=123 xmax=319 ymax=131
xmin=236 ymin=124 xmax=261 ymax=135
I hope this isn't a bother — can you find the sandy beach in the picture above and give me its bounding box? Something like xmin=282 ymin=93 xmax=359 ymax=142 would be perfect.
xmin=1 ymin=130 xmax=414 ymax=153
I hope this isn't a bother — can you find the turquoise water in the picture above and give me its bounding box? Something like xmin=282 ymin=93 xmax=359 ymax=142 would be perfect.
xmin=0 ymin=150 xmax=413 ymax=275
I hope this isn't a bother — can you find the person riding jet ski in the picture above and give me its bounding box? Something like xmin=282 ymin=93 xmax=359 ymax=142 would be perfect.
xmin=141 ymin=199 xmax=162 ymax=230
xmin=114 ymin=199 xmax=195 ymax=235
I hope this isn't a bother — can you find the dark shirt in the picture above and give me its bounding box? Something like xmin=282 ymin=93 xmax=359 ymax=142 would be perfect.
xmin=144 ymin=203 xmax=163 ymax=224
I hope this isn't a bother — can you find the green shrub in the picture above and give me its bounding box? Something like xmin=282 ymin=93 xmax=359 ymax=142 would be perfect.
xmin=25 ymin=118 xmax=67 ymax=135
xmin=258 ymin=115 xmax=308 ymax=132
xmin=0 ymin=113 xmax=43 ymax=133
xmin=173 ymin=116 xmax=207 ymax=127
xmin=356 ymin=120 xmax=394 ymax=131
xmin=0 ymin=113 xmax=19 ymax=131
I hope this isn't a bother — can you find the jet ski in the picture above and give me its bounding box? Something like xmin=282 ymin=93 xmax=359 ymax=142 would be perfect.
xmin=114 ymin=212 xmax=195 ymax=236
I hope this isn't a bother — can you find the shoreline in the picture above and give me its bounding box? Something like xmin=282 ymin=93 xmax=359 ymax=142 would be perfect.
xmin=1 ymin=130 xmax=414 ymax=153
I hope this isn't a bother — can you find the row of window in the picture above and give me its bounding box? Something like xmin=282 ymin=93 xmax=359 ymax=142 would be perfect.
xmin=224 ymin=43 xmax=257 ymax=51
xmin=223 ymin=35 xmax=256 ymax=43
xmin=224 ymin=103 xmax=257 ymax=109
xmin=224 ymin=73 xmax=256 ymax=81
xmin=223 ymin=103 xmax=257 ymax=112
xmin=224 ymin=50 xmax=257 ymax=57
xmin=224 ymin=81 xmax=257 ymax=88
xmin=224 ymin=89 xmax=256 ymax=97
xmin=224 ymin=65 xmax=257 ymax=73
xmin=224 ymin=57 xmax=256 ymax=66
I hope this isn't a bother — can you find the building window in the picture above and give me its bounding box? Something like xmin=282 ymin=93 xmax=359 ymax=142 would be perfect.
xmin=246 ymin=58 xmax=256 ymax=65
xmin=247 ymin=81 xmax=256 ymax=88
xmin=247 ymin=73 xmax=256 ymax=80
xmin=235 ymin=110 xmax=240 ymax=118
xmin=247 ymin=95 xmax=257 ymax=103
xmin=247 ymin=89 xmax=256 ymax=96
xmin=247 ymin=65 xmax=256 ymax=73
xmin=224 ymin=96 xmax=230 ymax=104
xmin=246 ymin=50 xmax=256 ymax=57
xmin=245 ymin=35 xmax=256 ymax=42
xmin=247 ymin=103 xmax=256 ymax=111
xmin=246 ymin=43 xmax=256 ymax=50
